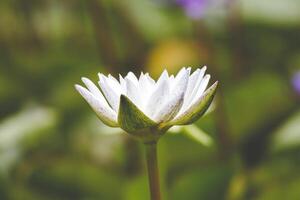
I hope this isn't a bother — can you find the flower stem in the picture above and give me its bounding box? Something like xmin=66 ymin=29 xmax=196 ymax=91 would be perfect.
xmin=145 ymin=141 xmax=161 ymax=200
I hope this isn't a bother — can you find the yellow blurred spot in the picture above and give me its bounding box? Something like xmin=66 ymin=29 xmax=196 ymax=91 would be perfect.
xmin=146 ymin=39 xmax=208 ymax=77
xmin=226 ymin=173 xmax=247 ymax=200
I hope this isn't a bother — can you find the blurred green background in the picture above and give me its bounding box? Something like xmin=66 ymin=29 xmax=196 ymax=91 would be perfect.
xmin=0 ymin=0 xmax=300 ymax=199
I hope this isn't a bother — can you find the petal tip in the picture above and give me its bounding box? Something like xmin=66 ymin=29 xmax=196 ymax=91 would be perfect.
xmin=74 ymin=84 xmax=82 ymax=91
xmin=204 ymin=74 xmax=211 ymax=79
xmin=81 ymin=77 xmax=89 ymax=83
xmin=98 ymin=73 xmax=106 ymax=80
xmin=186 ymin=67 xmax=191 ymax=74
xmin=162 ymin=69 xmax=169 ymax=76
xmin=204 ymin=81 xmax=218 ymax=96
xmin=211 ymin=81 xmax=218 ymax=89
xmin=75 ymin=84 xmax=88 ymax=97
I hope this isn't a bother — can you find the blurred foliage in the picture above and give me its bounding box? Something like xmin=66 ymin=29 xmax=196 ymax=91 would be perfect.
xmin=0 ymin=0 xmax=300 ymax=199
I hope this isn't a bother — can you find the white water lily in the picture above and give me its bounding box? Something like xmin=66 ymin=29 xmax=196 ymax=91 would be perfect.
xmin=75 ymin=67 xmax=217 ymax=142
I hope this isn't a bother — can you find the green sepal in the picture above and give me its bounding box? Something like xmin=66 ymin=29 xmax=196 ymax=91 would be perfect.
xmin=118 ymin=95 xmax=157 ymax=133
xmin=171 ymin=81 xmax=218 ymax=125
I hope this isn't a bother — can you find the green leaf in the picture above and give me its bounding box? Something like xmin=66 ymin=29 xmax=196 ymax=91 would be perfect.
xmin=172 ymin=82 xmax=218 ymax=125
xmin=181 ymin=125 xmax=213 ymax=147
xmin=118 ymin=95 xmax=157 ymax=133
xmin=271 ymin=110 xmax=300 ymax=153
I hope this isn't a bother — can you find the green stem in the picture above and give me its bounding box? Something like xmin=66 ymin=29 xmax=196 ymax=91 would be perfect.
xmin=145 ymin=141 xmax=161 ymax=200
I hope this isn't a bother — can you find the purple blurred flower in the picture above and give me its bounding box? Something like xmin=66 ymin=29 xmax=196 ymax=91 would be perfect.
xmin=177 ymin=0 xmax=209 ymax=20
xmin=292 ymin=71 xmax=300 ymax=94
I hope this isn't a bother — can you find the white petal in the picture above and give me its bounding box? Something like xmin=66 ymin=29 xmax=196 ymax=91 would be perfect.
xmin=186 ymin=68 xmax=203 ymax=97
xmin=172 ymin=82 xmax=217 ymax=123
xmin=191 ymin=74 xmax=210 ymax=105
xmin=139 ymin=73 xmax=150 ymax=90
xmin=138 ymin=72 xmax=144 ymax=84
xmin=173 ymin=67 xmax=187 ymax=86
xmin=177 ymin=74 xmax=210 ymax=116
xmin=156 ymin=70 xmax=169 ymax=85
xmin=138 ymin=73 xmax=156 ymax=103
xmin=139 ymin=72 xmax=144 ymax=78
xmin=145 ymin=73 xmax=155 ymax=85
xmin=153 ymin=91 xmax=184 ymax=123
xmin=98 ymin=73 xmax=121 ymax=96
xmin=185 ymin=69 xmax=200 ymax=97
xmin=141 ymin=73 xmax=156 ymax=93
xmin=171 ymin=67 xmax=190 ymax=95
xmin=182 ymin=67 xmax=206 ymax=109
xmin=125 ymin=76 xmax=141 ymax=107
xmin=187 ymin=67 xmax=192 ymax=72
xmin=75 ymin=84 xmax=118 ymax=127
xmin=98 ymin=74 xmax=119 ymax=111
xmin=151 ymin=68 xmax=190 ymax=122
xmin=81 ymin=77 xmax=108 ymax=107
xmin=169 ymin=75 xmax=175 ymax=82
xmin=119 ymin=74 xmax=127 ymax=93
xmin=145 ymin=79 xmax=170 ymax=119
xmin=108 ymin=74 xmax=122 ymax=93
xmin=181 ymin=66 xmax=206 ymax=110
xmin=125 ymin=72 xmax=139 ymax=86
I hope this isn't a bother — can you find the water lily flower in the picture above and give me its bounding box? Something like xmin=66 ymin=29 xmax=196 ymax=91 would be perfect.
xmin=75 ymin=67 xmax=217 ymax=200
xmin=75 ymin=67 xmax=217 ymax=142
